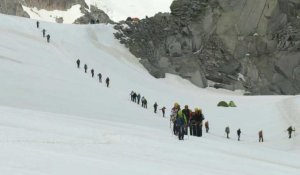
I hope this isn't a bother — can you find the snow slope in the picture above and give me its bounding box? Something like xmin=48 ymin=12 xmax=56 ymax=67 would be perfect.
xmin=89 ymin=0 xmax=173 ymax=21
xmin=0 ymin=14 xmax=299 ymax=175
xmin=22 ymin=0 xmax=173 ymax=23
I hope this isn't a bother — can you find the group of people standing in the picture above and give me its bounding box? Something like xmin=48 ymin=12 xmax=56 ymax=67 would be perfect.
xmin=36 ymin=21 xmax=50 ymax=43
xmin=170 ymin=103 xmax=208 ymax=140
xmin=170 ymin=103 xmax=296 ymax=142
xmin=76 ymin=59 xmax=110 ymax=87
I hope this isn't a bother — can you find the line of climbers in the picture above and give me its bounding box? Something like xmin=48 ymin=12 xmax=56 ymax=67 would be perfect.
xmin=225 ymin=126 xmax=295 ymax=142
xmin=76 ymin=59 xmax=110 ymax=87
xmin=170 ymin=103 xmax=296 ymax=141
xmin=36 ymin=21 xmax=296 ymax=142
xmin=36 ymin=21 xmax=50 ymax=43
xmin=130 ymin=91 xmax=166 ymax=117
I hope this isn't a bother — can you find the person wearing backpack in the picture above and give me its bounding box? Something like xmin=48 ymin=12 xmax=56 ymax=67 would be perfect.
xmin=287 ymin=126 xmax=295 ymax=139
xmin=205 ymin=121 xmax=209 ymax=133
xmin=91 ymin=69 xmax=95 ymax=77
xmin=194 ymin=108 xmax=205 ymax=137
xmin=154 ymin=102 xmax=158 ymax=113
xmin=259 ymin=130 xmax=264 ymax=142
xmin=225 ymin=126 xmax=230 ymax=139
xmin=76 ymin=59 xmax=80 ymax=68
xmin=237 ymin=128 xmax=241 ymax=141
xmin=176 ymin=110 xmax=187 ymax=140
xmin=84 ymin=64 xmax=88 ymax=73
xmin=105 ymin=77 xmax=110 ymax=87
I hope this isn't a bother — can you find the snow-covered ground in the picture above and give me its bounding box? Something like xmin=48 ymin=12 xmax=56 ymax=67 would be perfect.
xmin=0 ymin=14 xmax=299 ymax=175
xmin=22 ymin=0 xmax=173 ymax=23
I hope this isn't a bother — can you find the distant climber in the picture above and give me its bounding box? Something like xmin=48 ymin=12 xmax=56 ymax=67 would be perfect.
xmin=84 ymin=64 xmax=88 ymax=73
xmin=225 ymin=126 xmax=230 ymax=139
xmin=98 ymin=73 xmax=102 ymax=82
xmin=259 ymin=130 xmax=264 ymax=142
xmin=76 ymin=59 xmax=80 ymax=68
xmin=287 ymin=126 xmax=295 ymax=139
xmin=154 ymin=102 xmax=158 ymax=113
xmin=141 ymin=96 xmax=145 ymax=108
xmin=36 ymin=21 xmax=40 ymax=28
xmin=91 ymin=69 xmax=94 ymax=77
xmin=42 ymin=29 xmax=46 ymax=37
xmin=137 ymin=94 xmax=141 ymax=104
xmin=105 ymin=77 xmax=110 ymax=87
xmin=144 ymin=98 xmax=148 ymax=108
xmin=205 ymin=121 xmax=209 ymax=133
xmin=160 ymin=106 xmax=166 ymax=117
xmin=133 ymin=92 xmax=137 ymax=103
xmin=237 ymin=128 xmax=241 ymax=141
xmin=46 ymin=34 xmax=50 ymax=43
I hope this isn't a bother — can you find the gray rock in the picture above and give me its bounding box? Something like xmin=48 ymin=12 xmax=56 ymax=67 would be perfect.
xmin=114 ymin=0 xmax=300 ymax=95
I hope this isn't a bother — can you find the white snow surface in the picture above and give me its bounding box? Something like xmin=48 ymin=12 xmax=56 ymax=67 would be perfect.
xmin=22 ymin=5 xmax=84 ymax=24
xmin=0 ymin=14 xmax=299 ymax=175
xmin=90 ymin=0 xmax=173 ymax=21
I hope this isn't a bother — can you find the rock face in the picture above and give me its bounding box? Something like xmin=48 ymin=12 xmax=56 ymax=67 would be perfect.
xmin=0 ymin=0 xmax=112 ymax=24
xmin=114 ymin=0 xmax=300 ymax=95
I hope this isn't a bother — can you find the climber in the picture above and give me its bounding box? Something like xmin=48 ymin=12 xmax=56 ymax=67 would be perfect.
xmin=36 ymin=21 xmax=40 ymax=28
xmin=42 ymin=29 xmax=46 ymax=37
xmin=84 ymin=64 xmax=88 ymax=73
xmin=204 ymin=121 xmax=209 ymax=133
xmin=160 ymin=106 xmax=166 ymax=117
xmin=91 ymin=69 xmax=95 ymax=77
xmin=105 ymin=77 xmax=110 ymax=87
xmin=237 ymin=128 xmax=241 ymax=141
xmin=225 ymin=126 xmax=230 ymax=139
xmin=194 ymin=108 xmax=205 ymax=137
xmin=76 ymin=59 xmax=80 ymax=68
xmin=182 ymin=105 xmax=191 ymax=135
xmin=137 ymin=94 xmax=141 ymax=104
xmin=176 ymin=110 xmax=187 ymax=140
xmin=133 ymin=92 xmax=137 ymax=103
xmin=46 ymin=34 xmax=50 ymax=43
xmin=98 ymin=73 xmax=102 ymax=82
xmin=259 ymin=130 xmax=264 ymax=142
xmin=287 ymin=126 xmax=295 ymax=139
xmin=171 ymin=103 xmax=180 ymax=135
xmin=154 ymin=102 xmax=158 ymax=113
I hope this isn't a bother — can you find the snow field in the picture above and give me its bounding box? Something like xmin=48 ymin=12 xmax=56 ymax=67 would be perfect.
xmin=0 ymin=14 xmax=299 ymax=175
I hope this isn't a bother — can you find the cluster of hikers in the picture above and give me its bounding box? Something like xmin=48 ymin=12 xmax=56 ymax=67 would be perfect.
xmin=170 ymin=103 xmax=296 ymax=141
xmin=76 ymin=59 xmax=110 ymax=87
xmin=170 ymin=103 xmax=207 ymax=140
xmin=36 ymin=21 xmax=50 ymax=43
xmin=130 ymin=91 xmax=166 ymax=117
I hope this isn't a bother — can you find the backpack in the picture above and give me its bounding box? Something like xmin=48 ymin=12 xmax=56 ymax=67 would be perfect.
xmin=225 ymin=127 xmax=230 ymax=133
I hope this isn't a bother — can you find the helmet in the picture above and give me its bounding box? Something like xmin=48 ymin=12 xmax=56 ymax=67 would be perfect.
xmin=184 ymin=105 xmax=188 ymax=108
xmin=194 ymin=108 xmax=199 ymax=112
xmin=174 ymin=102 xmax=179 ymax=107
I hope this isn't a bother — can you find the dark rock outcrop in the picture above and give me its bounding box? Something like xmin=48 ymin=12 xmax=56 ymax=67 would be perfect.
xmin=74 ymin=5 xmax=113 ymax=24
xmin=114 ymin=0 xmax=300 ymax=95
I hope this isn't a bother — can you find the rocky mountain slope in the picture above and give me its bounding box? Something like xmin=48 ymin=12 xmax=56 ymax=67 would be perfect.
xmin=0 ymin=0 xmax=111 ymax=24
xmin=114 ymin=0 xmax=300 ymax=95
